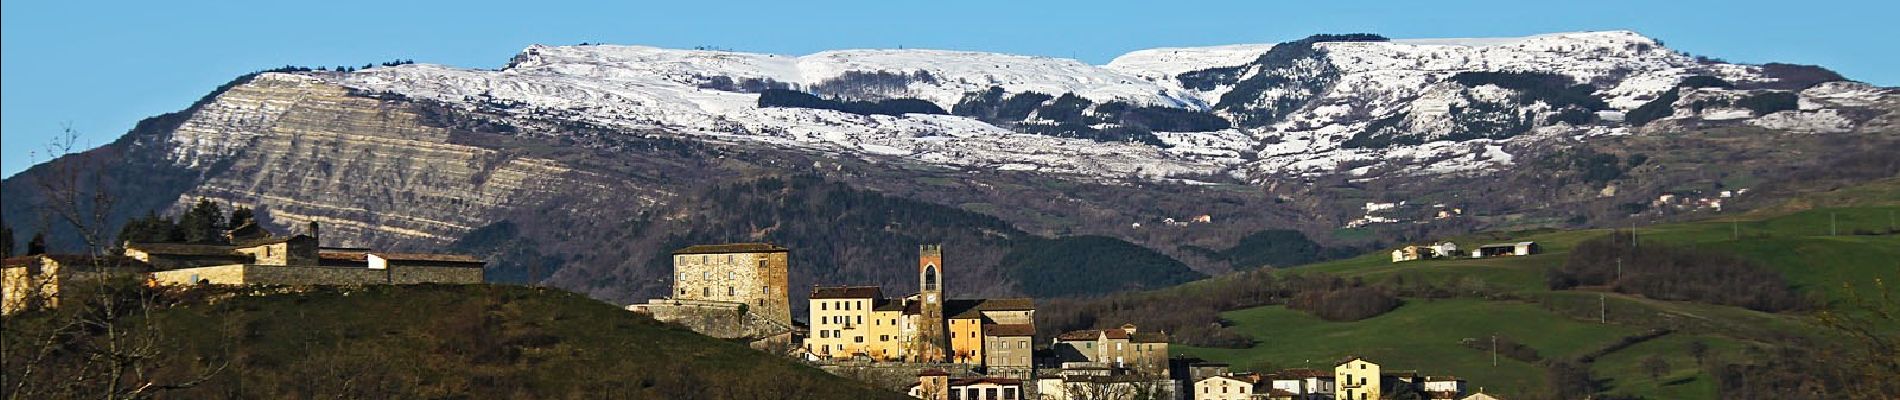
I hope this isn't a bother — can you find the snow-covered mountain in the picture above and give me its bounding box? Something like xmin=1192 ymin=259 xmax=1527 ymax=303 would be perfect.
xmin=296 ymin=30 xmax=1892 ymax=183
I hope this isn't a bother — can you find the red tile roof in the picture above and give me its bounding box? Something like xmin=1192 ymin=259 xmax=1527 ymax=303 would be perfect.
xmin=983 ymin=323 xmax=1036 ymax=337
xmin=672 ymin=243 xmax=787 ymax=255
xmin=810 ymin=286 xmax=883 ymax=299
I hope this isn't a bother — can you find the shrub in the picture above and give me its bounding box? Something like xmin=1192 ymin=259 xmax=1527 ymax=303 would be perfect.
xmin=1549 ymin=235 xmax=1808 ymax=312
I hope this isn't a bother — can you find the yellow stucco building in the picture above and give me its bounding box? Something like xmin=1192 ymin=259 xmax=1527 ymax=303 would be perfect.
xmin=1336 ymin=357 xmax=1382 ymax=400
xmin=803 ymin=245 xmax=1036 ymax=376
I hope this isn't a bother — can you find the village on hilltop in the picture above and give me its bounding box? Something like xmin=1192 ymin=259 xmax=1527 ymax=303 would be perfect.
xmin=629 ymin=242 xmax=1504 ymax=400
xmin=3 ymin=220 xmax=485 ymax=316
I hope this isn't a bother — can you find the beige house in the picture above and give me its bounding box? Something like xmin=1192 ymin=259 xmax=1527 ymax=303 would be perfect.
xmin=982 ymin=323 xmax=1036 ymax=378
xmin=1051 ymin=324 xmax=1171 ymax=377
xmin=2 ymin=255 xmax=153 ymax=315
xmin=1336 ymin=357 xmax=1382 ymax=400
xmin=1192 ymin=375 xmax=1255 ymax=400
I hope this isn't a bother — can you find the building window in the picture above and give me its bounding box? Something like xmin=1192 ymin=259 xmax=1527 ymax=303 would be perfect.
xmin=726 ymin=254 xmax=734 ymax=263
xmin=700 ymin=255 xmax=708 ymax=264
xmin=855 ymin=336 xmax=864 ymax=343
xmin=702 ymin=287 xmax=710 ymax=297
xmin=758 ymin=259 xmax=767 ymax=269
xmin=821 ymin=303 xmax=827 ymax=311
xmin=727 ymin=286 xmax=734 ymax=296
xmin=857 ymin=316 xmax=862 ymax=325
xmin=923 ymin=265 xmax=938 ymax=291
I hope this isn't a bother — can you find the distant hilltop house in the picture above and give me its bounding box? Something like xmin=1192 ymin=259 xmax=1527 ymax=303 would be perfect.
xmin=1391 ymin=242 xmax=1460 ymax=263
xmin=131 ymin=222 xmax=483 ymax=286
xmin=1472 ymin=242 xmax=1539 ymax=259
xmin=804 ymin=245 xmax=1038 ymax=378
xmin=627 ymin=243 xmax=795 ymax=347
xmin=4 ymin=222 xmax=483 ymax=315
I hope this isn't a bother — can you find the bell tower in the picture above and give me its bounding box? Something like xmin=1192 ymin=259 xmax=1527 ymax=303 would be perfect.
xmin=913 ymin=244 xmax=947 ymax=362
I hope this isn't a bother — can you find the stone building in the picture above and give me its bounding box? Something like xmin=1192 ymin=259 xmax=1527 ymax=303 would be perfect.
xmin=1051 ymin=324 xmax=1172 ymax=377
xmin=803 ymin=245 xmax=1037 ymax=377
xmin=628 ymin=243 xmax=795 ymax=347
xmin=668 ymin=243 xmax=792 ymax=328
xmin=1 ymin=255 xmax=153 ymax=315
xmin=131 ymin=224 xmax=484 ymax=286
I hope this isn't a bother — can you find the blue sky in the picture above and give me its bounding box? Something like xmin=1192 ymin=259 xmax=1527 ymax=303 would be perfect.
xmin=4 ymin=0 xmax=1895 ymax=177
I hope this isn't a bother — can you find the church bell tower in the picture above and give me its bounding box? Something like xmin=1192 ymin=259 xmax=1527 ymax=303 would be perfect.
xmin=914 ymin=244 xmax=947 ymax=362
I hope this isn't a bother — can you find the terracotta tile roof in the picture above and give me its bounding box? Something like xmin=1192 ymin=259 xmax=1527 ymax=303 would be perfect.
xmin=945 ymin=299 xmax=988 ymax=319
xmin=810 ymin=285 xmax=883 ymax=299
xmin=671 ymin=243 xmax=787 ymax=255
xmin=947 ymin=377 xmax=1022 ymax=386
xmin=1056 ymin=329 xmax=1104 ymax=341
xmin=873 ymin=298 xmax=906 ymax=311
xmin=124 ymin=242 xmax=242 ymax=256
xmin=983 ymin=323 xmax=1036 ymax=337
xmin=976 ymin=298 xmax=1035 ymax=311
xmin=318 ymin=252 xmax=369 ymax=262
xmin=372 ymin=253 xmax=484 ymax=263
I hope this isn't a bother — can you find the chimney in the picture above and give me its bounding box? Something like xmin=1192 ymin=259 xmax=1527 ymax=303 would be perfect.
xmin=307 ymin=221 xmax=321 ymax=245
xmin=1122 ymin=323 xmax=1138 ymax=335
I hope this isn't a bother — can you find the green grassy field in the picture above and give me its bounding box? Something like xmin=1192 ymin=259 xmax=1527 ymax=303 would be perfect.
xmin=1176 ymin=179 xmax=1900 ymax=399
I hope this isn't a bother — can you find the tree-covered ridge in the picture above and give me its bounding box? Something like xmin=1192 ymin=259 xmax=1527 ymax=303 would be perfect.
xmin=1448 ymin=71 xmax=1609 ymax=112
xmin=1002 ymin=235 xmax=1206 ymax=298
xmin=1193 ymin=33 xmax=1387 ymax=128
xmin=757 ymin=89 xmax=945 ymax=116
xmin=949 ymin=88 xmax=1229 ymax=146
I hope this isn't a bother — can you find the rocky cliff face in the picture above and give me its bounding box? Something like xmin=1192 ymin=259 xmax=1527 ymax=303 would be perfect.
xmin=161 ymin=74 xmax=585 ymax=248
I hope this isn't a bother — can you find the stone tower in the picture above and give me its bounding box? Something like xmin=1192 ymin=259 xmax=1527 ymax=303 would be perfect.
xmin=913 ymin=244 xmax=948 ymax=362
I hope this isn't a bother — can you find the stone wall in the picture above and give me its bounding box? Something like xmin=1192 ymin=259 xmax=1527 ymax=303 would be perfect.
xmin=388 ymin=264 xmax=484 ymax=284
xmin=628 ymin=299 xmax=789 ymax=340
xmin=817 ymin=362 xmax=981 ymax=393
xmin=153 ymin=265 xmax=250 ymax=285
xmin=151 ymin=264 xmax=481 ymax=286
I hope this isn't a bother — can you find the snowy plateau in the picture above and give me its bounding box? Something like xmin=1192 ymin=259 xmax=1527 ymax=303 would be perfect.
xmin=287 ymin=30 xmax=1892 ymax=183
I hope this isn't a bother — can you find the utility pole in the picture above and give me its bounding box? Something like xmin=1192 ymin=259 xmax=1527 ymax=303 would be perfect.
xmin=1491 ymin=335 xmax=1498 ymax=366
xmin=1616 ymin=258 xmax=1623 ymax=283
xmin=1832 ymin=212 xmax=1839 ymax=236
xmin=1600 ymin=293 xmax=1607 ymax=324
